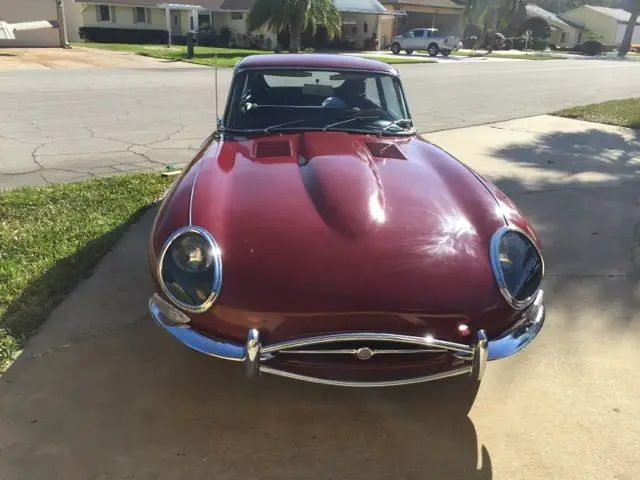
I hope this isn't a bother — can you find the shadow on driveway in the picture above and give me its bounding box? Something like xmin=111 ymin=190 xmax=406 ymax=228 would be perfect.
xmin=488 ymin=126 xmax=640 ymax=332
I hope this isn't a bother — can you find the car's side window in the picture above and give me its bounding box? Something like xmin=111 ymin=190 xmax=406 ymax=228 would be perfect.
xmin=413 ymin=29 xmax=424 ymax=38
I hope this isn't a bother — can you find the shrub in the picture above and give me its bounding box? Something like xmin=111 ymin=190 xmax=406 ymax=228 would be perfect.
xmin=463 ymin=24 xmax=482 ymax=40
xmin=196 ymin=27 xmax=232 ymax=47
xmin=79 ymin=26 xmax=171 ymax=44
xmin=518 ymin=17 xmax=551 ymax=41
xmin=581 ymin=40 xmax=603 ymax=56
xmin=532 ymin=39 xmax=548 ymax=50
xmin=462 ymin=35 xmax=479 ymax=49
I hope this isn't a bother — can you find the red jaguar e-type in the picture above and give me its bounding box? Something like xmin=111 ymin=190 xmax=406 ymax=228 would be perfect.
xmin=148 ymin=54 xmax=545 ymax=401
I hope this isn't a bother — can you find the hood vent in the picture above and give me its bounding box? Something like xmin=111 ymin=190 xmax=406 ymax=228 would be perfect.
xmin=365 ymin=142 xmax=406 ymax=160
xmin=256 ymin=140 xmax=292 ymax=158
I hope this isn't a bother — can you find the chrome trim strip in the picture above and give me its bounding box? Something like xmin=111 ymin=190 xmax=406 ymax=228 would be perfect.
xmin=245 ymin=328 xmax=261 ymax=378
xmin=487 ymin=289 xmax=545 ymax=361
xmin=489 ymin=226 xmax=545 ymax=310
xmin=156 ymin=226 xmax=223 ymax=314
xmin=472 ymin=330 xmax=488 ymax=381
xmin=150 ymin=292 xmax=543 ymax=386
xmin=258 ymin=365 xmax=472 ymax=388
xmin=260 ymin=333 xmax=473 ymax=355
xmin=188 ymin=159 xmax=204 ymax=226
xmin=279 ymin=348 xmax=444 ymax=355
xmin=150 ymin=300 xmax=244 ymax=361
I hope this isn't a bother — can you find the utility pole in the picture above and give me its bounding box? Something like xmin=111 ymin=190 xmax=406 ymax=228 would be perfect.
xmin=55 ymin=0 xmax=70 ymax=48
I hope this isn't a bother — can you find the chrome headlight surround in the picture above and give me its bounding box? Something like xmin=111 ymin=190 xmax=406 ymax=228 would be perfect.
xmin=489 ymin=226 xmax=544 ymax=310
xmin=158 ymin=226 xmax=222 ymax=313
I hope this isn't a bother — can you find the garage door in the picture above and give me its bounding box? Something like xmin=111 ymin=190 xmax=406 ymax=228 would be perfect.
xmin=0 ymin=0 xmax=60 ymax=48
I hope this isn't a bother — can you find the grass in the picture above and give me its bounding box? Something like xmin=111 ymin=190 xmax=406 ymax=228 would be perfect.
xmin=0 ymin=173 xmax=173 ymax=370
xmin=73 ymin=42 xmax=264 ymax=67
xmin=553 ymin=98 xmax=640 ymax=129
xmin=72 ymin=42 xmax=435 ymax=66
xmin=452 ymin=50 xmax=560 ymax=60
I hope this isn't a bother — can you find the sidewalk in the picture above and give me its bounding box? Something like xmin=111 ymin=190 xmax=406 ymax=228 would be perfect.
xmin=0 ymin=116 xmax=638 ymax=480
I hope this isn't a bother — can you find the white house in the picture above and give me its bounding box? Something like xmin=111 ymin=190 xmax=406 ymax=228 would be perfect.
xmin=76 ymin=0 xmax=396 ymax=49
xmin=559 ymin=5 xmax=640 ymax=47
xmin=524 ymin=4 xmax=586 ymax=48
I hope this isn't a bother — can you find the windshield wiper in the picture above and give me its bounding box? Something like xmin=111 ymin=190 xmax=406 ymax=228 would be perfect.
xmin=263 ymin=119 xmax=308 ymax=132
xmin=322 ymin=115 xmax=381 ymax=131
xmin=377 ymin=118 xmax=413 ymax=136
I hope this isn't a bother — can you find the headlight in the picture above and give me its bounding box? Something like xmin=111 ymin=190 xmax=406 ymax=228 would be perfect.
xmin=158 ymin=226 xmax=222 ymax=312
xmin=490 ymin=227 xmax=543 ymax=309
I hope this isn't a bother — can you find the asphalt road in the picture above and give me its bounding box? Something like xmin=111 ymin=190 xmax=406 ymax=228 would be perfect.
xmin=1 ymin=56 xmax=639 ymax=188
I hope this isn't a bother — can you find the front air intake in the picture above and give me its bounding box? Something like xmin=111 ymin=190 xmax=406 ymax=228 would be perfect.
xmin=256 ymin=140 xmax=292 ymax=158
xmin=365 ymin=142 xmax=406 ymax=159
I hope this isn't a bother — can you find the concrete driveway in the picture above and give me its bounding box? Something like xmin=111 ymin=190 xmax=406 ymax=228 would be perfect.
xmin=0 ymin=46 xmax=198 ymax=70
xmin=1 ymin=57 xmax=639 ymax=189
xmin=0 ymin=115 xmax=638 ymax=480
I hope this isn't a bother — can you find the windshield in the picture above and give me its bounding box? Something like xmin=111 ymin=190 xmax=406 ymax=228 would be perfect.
xmin=223 ymin=68 xmax=412 ymax=135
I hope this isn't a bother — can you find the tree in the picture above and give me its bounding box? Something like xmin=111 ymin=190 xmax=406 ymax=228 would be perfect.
xmin=518 ymin=16 xmax=552 ymax=40
xmin=246 ymin=0 xmax=342 ymax=53
xmin=618 ymin=0 xmax=640 ymax=57
xmin=463 ymin=0 xmax=526 ymax=43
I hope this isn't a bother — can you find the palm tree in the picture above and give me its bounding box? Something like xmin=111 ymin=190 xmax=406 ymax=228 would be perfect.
xmin=618 ymin=0 xmax=639 ymax=57
xmin=247 ymin=0 xmax=342 ymax=53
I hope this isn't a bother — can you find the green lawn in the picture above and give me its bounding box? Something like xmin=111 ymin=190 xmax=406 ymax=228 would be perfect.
xmin=0 ymin=173 xmax=173 ymax=370
xmin=72 ymin=42 xmax=434 ymax=66
xmin=553 ymin=98 xmax=640 ymax=129
xmin=452 ymin=50 xmax=560 ymax=60
xmin=73 ymin=42 xmax=265 ymax=67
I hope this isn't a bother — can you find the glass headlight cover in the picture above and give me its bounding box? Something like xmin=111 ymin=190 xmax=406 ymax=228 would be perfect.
xmin=490 ymin=227 xmax=543 ymax=309
xmin=159 ymin=226 xmax=222 ymax=312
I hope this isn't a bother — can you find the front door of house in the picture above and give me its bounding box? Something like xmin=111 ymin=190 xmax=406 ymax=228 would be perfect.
xmin=170 ymin=10 xmax=182 ymax=34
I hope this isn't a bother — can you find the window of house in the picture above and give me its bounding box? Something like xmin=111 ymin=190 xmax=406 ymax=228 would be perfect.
xmin=198 ymin=13 xmax=211 ymax=29
xmin=97 ymin=5 xmax=111 ymax=22
xmin=231 ymin=12 xmax=243 ymax=20
xmin=133 ymin=7 xmax=147 ymax=24
xmin=560 ymin=32 xmax=567 ymax=42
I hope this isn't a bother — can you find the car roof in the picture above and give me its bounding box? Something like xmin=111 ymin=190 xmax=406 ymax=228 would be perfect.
xmin=235 ymin=54 xmax=399 ymax=75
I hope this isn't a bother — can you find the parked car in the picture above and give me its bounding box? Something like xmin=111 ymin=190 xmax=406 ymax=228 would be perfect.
xmin=148 ymin=54 xmax=545 ymax=405
xmin=390 ymin=28 xmax=461 ymax=56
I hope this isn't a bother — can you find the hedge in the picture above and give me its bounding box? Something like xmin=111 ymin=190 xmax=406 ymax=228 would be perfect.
xmin=78 ymin=26 xmax=186 ymax=45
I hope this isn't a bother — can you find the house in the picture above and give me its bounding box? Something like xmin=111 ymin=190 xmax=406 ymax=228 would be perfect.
xmin=559 ymin=5 xmax=640 ymax=47
xmin=380 ymin=0 xmax=463 ymax=41
xmin=76 ymin=0 xmax=397 ymax=50
xmin=524 ymin=4 xmax=586 ymax=48
xmin=0 ymin=0 xmax=83 ymax=47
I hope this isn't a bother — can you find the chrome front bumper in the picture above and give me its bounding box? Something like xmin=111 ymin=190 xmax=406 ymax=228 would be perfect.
xmin=149 ymin=290 xmax=545 ymax=387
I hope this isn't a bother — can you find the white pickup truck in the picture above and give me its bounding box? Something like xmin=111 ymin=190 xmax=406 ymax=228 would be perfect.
xmin=390 ymin=28 xmax=461 ymax=57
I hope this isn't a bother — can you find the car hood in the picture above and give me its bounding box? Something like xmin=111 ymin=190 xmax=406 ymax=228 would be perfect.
xmin=189 ymin=132 xmax=509 ymax=321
